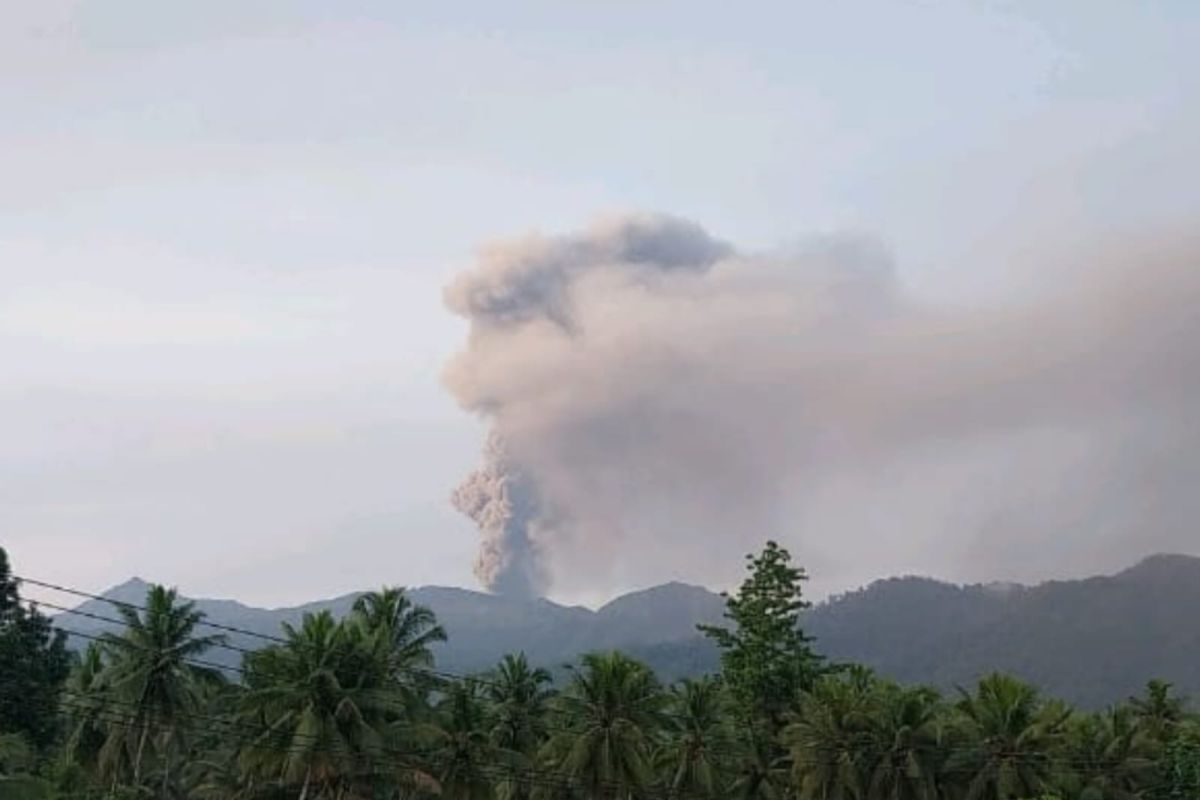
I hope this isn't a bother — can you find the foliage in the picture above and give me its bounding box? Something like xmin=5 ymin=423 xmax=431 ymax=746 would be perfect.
xmin=0 ymin=547 xmax=71 ymax=751
xmin=542 ymin=651 xmax=665 ymax=800
xmin=946 ymin=673 xmax=1072 ymax=800
xmin=655 ymin=676 xmax=735 ymax=799
xmin=699 ymin=540 xmax=825 ymax=728
xmin=4 ymin=543 xmax=1198 ymax=800
xmin=99 ymin=584 xmax=228 ymax=790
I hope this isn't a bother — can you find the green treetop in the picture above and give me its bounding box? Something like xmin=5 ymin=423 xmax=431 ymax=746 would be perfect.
xmin=699 ymin=540 xmax=826 ymax=729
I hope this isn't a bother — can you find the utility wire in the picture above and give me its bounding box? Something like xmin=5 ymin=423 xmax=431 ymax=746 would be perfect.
xmin=22 ymin=574 xmax=722 ymax=729
xmin=53 ymin=691 xmax=664 ymax=799
xmin=18 ymin=574 xmax=1189 ymax=779
xmin=40 ymin=617 xmax=1171 ymax=776
xmin=52 ymin=689 xmax=1172 ymax=793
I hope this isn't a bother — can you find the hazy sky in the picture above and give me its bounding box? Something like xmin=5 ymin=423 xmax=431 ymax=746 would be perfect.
xmin=3 ymin=1 xmax=1198 ymax=607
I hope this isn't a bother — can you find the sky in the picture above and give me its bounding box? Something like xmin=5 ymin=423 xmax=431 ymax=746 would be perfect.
xmin=2 ymin=1 xmax=1198 ymax=608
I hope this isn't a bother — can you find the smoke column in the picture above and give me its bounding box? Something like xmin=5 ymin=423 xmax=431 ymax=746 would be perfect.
xmin=445 ymin=215 xmax=731 ymax=594
xmin=450 ymin=431 xmax=547 ymax=596
xmin=444 ymin=214 xmax=1200 ymax=598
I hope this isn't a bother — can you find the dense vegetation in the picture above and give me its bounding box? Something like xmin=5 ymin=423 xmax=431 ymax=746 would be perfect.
xmin=2 ymin=543 xmax=1198 ymax=800
xmin=60 ymin=556 xmax=1200 ymax=708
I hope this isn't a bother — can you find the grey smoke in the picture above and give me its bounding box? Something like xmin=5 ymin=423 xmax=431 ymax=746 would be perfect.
xmin=450 ymin=432 xmax=548 ymax=597
xmin=445 ymin=214 xmax=1200 ymax=597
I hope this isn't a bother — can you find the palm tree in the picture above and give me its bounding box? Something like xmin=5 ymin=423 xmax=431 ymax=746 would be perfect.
xmin=431 ymin=679 xmax=498 ymax=800
xmin=488 ymin=653 xmax=553 ymax=800
xmin=1060 ymin=707 xmax=1157 ymax=800
xmin=543 ymin=651 xmax=665 ymax=800
xmin=784 ymin=669 xmax=876 ymax=800
xmin=100 ymin=584 xmax=226 ymax=789
xmin=61 ymin=643 xmax=114 ymax=781
xmin=864 ymin=683 xmax=945 ymax=800
xmin=945 ymin=673 xmax=1071 ymax=800
xmin=351 ymin=587 xmax=446 ymax=686
xmin=1128 ymin=680 xmax=1187 ymax=743
xmin=238 ymin=610 xmax=408 ymax=800
xmin=656 ymin=676 xmax=735 ymax=799
xmin=725 ymin=732 xmax=786 ymax=800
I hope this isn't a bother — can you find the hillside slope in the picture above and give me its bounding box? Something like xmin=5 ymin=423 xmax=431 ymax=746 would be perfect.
xmin=58 ymin=577 xmax=725 ymax=679
xmin=805 ymin=554 xmax=1200 ymax=706
xmin=57 ymin=554 xmax=1200 ymax=705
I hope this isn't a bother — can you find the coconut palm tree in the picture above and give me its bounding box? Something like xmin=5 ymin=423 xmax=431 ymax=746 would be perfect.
xmin=431 ymin=679 xmax=498 ymax=800
xmin=542 ymin=651 xmax=666 ymax=800
xmin=61 ymin=643 xmax=113 ymax=780
xmin=656 ymin=676 xmax=735 ymax=799
xmin=1060 ymin=706 xmax=1157 ymax=800
xmin=784 ymin=668 xmax=876 ymax=800
xmin=238 ymin=610 xmax=407 ymax=800
xmin=350 ymin=587 xmax=446 ymax=684
xmin=944 ymin=673 xmax=1071 ymax=800
xmin=1128 ymin=680 xmax=1187 ymax=743
xmin=726 ymin=732 xmax=787 ymax=800
xmin=99 ymin=584 xmax=227 ymax=789
xmin=488 ymin=653 xmax=553 ymax=800
xmin=863 ymin=683 xmax=945 ymax=800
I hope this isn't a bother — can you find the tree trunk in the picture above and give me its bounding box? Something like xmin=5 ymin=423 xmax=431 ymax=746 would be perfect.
xmin=132 ymin=721 xmax=150 ymax=786
xmin=162 ymin=728 xmax=172 ymax=798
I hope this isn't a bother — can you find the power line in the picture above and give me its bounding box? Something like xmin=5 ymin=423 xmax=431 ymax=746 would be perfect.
xmin=33 ymin=599 xmax=257 ymax=673
xmin=21 ymin=574 xmax=566 ymax=693
xmin=38 ymin=618 xmax=1172 ymax=777
xmin=53 ymin=691 xmax=665 ymax=799
xmin=18 ymin=574 xmax=1189 ymax=782
xmin=18 ymin=575 xmax=292 ymax=647
xmin=43 ymin=614 xmax=716 ymax=761
xmin=52 ymin=689 xmax=1172 ymax=794
xmin=24 ymin=575 xmax=729 ymax=732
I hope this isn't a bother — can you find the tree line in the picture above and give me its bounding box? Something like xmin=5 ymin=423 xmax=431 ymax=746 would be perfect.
xmin=1 ymin=542 xmax=1198 ymax=800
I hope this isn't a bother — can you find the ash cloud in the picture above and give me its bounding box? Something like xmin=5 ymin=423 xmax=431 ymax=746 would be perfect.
xmin=450 ymin=431 xmax=548 ymax=597
xmin=444 ymin=214 xmax=1200 ymax=597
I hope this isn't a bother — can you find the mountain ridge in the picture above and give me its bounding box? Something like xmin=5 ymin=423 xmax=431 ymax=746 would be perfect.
xmin=54 ymin=553 xmax=1200 ymax=706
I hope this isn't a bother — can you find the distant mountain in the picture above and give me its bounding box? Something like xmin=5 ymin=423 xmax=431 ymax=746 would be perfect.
xmin=804 ymin=553 xmax=1200 ymax=707
xmin=57 ymin=576 xmax=726 ymax=681
xmin=59 ymin=554 xmax=1200 ymax=706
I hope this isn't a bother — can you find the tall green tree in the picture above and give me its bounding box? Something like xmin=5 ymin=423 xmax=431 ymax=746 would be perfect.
xmin=699 ymin=541 xmax=825 ymax=730
xmin=0 ymin=548 xmax=71 ymax=751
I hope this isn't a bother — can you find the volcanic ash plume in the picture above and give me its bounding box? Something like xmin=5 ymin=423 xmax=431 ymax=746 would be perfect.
xmin=444 ymin=214 xmax=731 ymax=595
xmin=450 ymin=432 xmax=547 ymax=597
xmin=444 ymin=212 xmax=1200 ymax=598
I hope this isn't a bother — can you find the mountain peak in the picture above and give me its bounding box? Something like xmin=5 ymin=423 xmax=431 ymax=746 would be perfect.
xmin=1117 ymin=553 xmax=1200 ymax=580
xmin=105 ymin=576 xmax=152 ymax=595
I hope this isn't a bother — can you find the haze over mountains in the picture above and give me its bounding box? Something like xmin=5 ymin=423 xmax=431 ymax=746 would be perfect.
xmin=56 ymin=554 xmax=1200 ymax=708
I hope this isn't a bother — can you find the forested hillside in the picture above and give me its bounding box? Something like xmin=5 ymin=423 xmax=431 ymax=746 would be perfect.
xmin=55 ymin=554 xmax=1200 ymax=707
xmin=4 ymin=542 xmax=1200 ymax=800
